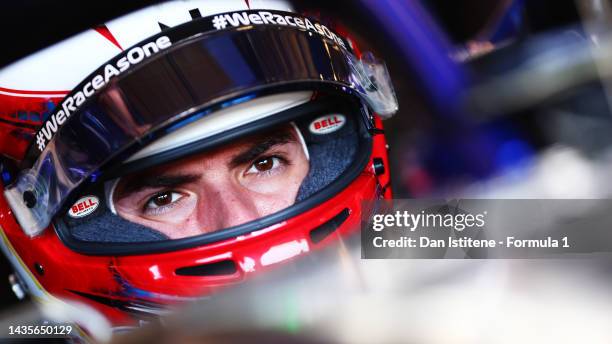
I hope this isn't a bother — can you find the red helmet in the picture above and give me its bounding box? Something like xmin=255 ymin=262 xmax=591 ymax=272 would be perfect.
xmin=0 ymin=0 xmax=396 ymax=330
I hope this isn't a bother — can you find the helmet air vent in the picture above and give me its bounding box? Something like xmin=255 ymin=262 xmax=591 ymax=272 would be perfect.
xmin=309 ymin=208 xmax=350 ymax=244
xmin=175 ymin=260 xmax=237 ymax=277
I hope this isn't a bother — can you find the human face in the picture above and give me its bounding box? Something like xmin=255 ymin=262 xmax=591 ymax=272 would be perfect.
xmin=112 ymin=125 xmax=309 ymax=239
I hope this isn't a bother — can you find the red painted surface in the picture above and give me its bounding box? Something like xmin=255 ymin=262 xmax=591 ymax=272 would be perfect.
xmin=94 ymin=25 xmax=123 ymax=51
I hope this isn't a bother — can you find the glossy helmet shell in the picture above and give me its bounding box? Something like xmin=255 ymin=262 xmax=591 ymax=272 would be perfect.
xmin=0 ymin=0 xmax=392 ymax=327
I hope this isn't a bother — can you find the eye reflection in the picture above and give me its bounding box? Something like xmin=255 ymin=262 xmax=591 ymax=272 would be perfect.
xmin=145 ymin=191 xmax=183 ymax=209
xmin=255 ymin=157 xmax=273 ymax=171
xmin=246 ymin=156 xmax=283 ymax=175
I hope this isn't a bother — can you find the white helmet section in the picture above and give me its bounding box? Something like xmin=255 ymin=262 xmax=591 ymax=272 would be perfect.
xmin=0 ymin=0 xmax=293 ymax=92
xmin=125 ymin=91 xmax=313 ymax=162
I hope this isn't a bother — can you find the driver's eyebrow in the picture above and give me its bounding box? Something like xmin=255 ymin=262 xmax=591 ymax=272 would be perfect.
xmin=229 ymin=131 xmax=295 ymax=168
xmin=116 ymin=174 xmax=200 ymax=198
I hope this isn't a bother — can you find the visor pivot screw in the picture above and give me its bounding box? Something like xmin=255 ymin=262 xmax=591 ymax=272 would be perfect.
xmin=34 ymin=263 xmax=44 ymax=276
xmin=373 ymin=158 xmax=385 ymax=176
xmin=23 ymin=191 xmax=36 ymax=208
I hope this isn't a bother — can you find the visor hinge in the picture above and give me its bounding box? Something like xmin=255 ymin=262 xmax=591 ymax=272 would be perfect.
xmin=372 ymin=157 xmax=386 ymax=176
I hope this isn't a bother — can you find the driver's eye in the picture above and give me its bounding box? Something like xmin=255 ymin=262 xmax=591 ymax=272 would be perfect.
xmin=246 ymin=156 xmax=282 ymax=175
xmin=146 ymin=191 xmax=183 ymax=209
xmin=254 ymin=157 xmax=274 ymax=172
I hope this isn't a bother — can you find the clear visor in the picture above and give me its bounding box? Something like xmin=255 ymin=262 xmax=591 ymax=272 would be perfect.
xmin=4 ymin=14 xmax=396 ymax=237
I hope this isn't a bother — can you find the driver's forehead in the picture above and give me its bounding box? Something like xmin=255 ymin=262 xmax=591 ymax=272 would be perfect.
xmin=127 ymin=125 xmax=299 ymax=176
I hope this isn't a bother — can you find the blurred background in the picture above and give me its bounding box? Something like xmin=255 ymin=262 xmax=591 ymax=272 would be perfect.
xmin=3 ymin=0 xmax=612 ymax=342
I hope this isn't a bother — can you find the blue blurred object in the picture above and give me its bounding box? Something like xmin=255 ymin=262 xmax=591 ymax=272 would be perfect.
xmin=481 ymin=0 xmax=525 ymax=43
xmin=357 ymin=0 xmax=539 ymax=193
xmin=360 ymin=0 xmax=467 ymax=118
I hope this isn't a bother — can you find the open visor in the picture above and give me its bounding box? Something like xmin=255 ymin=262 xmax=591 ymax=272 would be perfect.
xmin=52 ymin=95 xmax=372 ymax=254
xmin=4 ymin=10 xmax=397 ymax=237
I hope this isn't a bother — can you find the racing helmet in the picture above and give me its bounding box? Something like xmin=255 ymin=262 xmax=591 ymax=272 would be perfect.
xmin=0 ymin=0 xmax=397 ymax=328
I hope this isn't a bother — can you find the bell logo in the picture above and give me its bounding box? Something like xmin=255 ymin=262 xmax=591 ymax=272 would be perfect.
xmin=68 ymin=196 xmax=100 ymax=218
xmin=309 ymin=114 xmax=346 ymax=135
